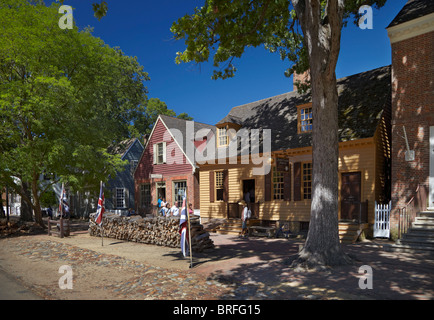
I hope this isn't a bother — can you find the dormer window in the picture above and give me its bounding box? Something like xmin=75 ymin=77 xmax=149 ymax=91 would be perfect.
xmin=217 ymin=127 xmax=229 ymax=147
xmin=298 ymin=103 xmax=313 ymax=133
xmin=216 ymin=115 xmax=242 ymax=148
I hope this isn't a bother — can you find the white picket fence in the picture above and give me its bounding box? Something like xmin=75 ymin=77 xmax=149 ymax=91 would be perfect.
xmin=374 ymin=201 xmax=391 ymax=238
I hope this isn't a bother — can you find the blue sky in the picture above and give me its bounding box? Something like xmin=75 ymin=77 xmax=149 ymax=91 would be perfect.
xmin=58 ymin=0 xmax=407 ymax=125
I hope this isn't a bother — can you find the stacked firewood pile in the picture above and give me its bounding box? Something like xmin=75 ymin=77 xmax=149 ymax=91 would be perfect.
xmin=0 ymin=219 xmax=40 ymax=238
xmin=88 ymin=212 xmax=214 ymax=252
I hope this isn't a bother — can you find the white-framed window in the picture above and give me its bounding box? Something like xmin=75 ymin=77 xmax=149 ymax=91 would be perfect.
xmin=115 ymin=188 xmax=126 ymax=208
xmin=302 ymin=162 xmax=312 ymax=199
xmin=140 ymin=184 xmax=151 ymax=209
xmin=215 ymin=171 xmax=225 ymax=201
xmin=298 ymin=104 xmax=313 ymax=133
xmin=173 ymin=180 xmax=187 ymax=204
xmin=272 ymin=166 xmax=284 ymax=200
xmin=153 ymin=142 xmax=166 ymax=164
xmin=217 ymin=127 xmax=229 ymax=147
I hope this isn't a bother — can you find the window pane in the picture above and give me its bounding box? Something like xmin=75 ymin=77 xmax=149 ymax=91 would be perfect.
xmin=140 ymin=184 xmax=151 ymax=208
xmin=299 ymin=106 xmax=313 ymax=133
xmin=216 ymin=189 xmax=224 ymax=201
xmin=173 ymin=181 xmax=187 ymax=204
xmin=218 ymin=127 xmax=228 ymax=146
xmin=116 ymin=188 xmax=125 ymax=208
xmin=215 ymin=171 xmax=225 ymax=201
xmin=302 ymin=163 xmax=312 ymax=199
xmin=272 ymin=166 xmax=284 ymax=200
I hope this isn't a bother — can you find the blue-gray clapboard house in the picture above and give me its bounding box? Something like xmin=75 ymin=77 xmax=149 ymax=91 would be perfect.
xmin=105 ymin=138 xmax=144 ymax=215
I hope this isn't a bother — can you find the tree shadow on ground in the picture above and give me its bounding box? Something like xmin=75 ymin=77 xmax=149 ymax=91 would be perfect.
xmin=163 ymin=235 xmax=301 ymax=267
xmin=174 ymin=234 xmax=434 ymax=300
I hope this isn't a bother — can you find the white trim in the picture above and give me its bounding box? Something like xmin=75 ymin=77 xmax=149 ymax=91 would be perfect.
xmin=154 ymin=141 xmax=166 ymax=164
xmin=133 ymin=116 xmax=196 ymax=178
xmin=158 ymin=117 xmax=196 ymax=171
xmin=134 ymin=115 xmax=163 ymax=177
xmin=429 ymin=126 xmax=434 ymax=210
xmin=114 ymin=187 xmax=126 ymax=209
xmin=121 ymin=138 xmax=143 ymax=160
xmin=387 ymin=12 xmax=434 ymax=44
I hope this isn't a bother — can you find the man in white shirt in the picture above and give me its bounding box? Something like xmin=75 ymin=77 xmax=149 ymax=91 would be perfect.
xmin=170 ymin=201 xmax=180 ymax=216
xmin=239 ymin=200 xmax=249 ymax=238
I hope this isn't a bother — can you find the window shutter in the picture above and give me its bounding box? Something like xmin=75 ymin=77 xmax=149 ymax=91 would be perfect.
xmin=293 ymin=162 xmax=301 ymax=201
xmin=153 ymin=144 xmax=157 ymax=164
xmin=162 ymin=142 xmax=167 ymax=163
xmin=264 ymin=170 xmax=271 ymax=202
xmin=284 ymin=169 xmax=291 ymax=201
xmin=223 ymin=169 xmax=228 ymax=202
xmin=125 ymin=188 xmax=130 ymax=208
xmin=209 ymin=171 xmax=215 ymax=203
xmin=112 ymin=188 xmax=117 ymax=209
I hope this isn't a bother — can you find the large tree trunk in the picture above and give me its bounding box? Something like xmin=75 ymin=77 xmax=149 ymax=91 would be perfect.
xmin=294 ymin=71 xmax=352 ymax=268
xmin=31 ymin=174 xmax=45 ymax=228
xmin=20 ymin=181 xmax=33 ymax=222
xmin=291 ymin=0 xmax=352 ymax=268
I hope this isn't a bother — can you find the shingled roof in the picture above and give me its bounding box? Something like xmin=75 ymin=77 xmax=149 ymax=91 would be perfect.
xmin=218 ymin=65 xmax=391 ymax=152
xmin=387 ymin=0 xmax=434 ymax=28
xmin=108 ymin=138 xmax=141 ymax=158
xmin=158 ymin=114 xmax=216 ymax=165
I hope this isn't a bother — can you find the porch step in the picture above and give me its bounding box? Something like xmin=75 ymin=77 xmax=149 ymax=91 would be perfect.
xmin=411 ymin=216 xmax=434 ymax=229
xmin=214 ymin=219 xmax=258 ymax=235
xmin=418 ymin=211 xmax=434 ymax=218
xmin=338 ymin=222 xmax=368 ymax=244
xmin=389 ymin=211 xmax=434 ymax=254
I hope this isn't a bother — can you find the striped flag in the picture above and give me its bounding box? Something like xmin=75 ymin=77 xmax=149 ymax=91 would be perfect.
xmin=95 ymin=182 xmax=105 ymax=226
xmin=179 ymin=191 xmax=189 ymax=257
xmin=58 ymin=184 xmax=69 ymax=217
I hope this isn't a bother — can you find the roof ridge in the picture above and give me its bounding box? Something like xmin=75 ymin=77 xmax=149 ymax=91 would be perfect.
xmin=159 ymin=114 xmax=215 ymax=128
xmin=230 ymin=91 xmax=297 ymax=111
xmin=227 ymin=64 xmax=391 ymax=114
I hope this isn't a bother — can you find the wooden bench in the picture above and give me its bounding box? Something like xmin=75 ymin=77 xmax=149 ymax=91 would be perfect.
xmin=248 ymin=226 xmax=276 ymax=238
xmin=47 ymin=218 xmax=70 ymax=238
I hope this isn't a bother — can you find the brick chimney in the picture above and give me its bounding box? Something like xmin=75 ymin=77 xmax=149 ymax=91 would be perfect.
xmin=293 ymin=69 xmax=311 ymax=91
xmin=143 ymin=134 xmax=149 ymax=147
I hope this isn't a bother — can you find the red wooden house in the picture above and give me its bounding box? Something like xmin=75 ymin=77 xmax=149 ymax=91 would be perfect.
xmin=134 ymin=115 xmax=214 ymax=215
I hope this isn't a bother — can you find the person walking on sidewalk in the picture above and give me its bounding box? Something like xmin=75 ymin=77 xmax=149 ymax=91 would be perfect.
xmin=239 ymin=200 xmax=250 ymax=238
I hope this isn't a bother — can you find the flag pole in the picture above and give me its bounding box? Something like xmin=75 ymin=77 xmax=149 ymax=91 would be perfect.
xmin=100 ymin=181 xmax=104 ymax=247
xmin=186 ymin=188 xmax=193 ymax=268
xmin=60 ymin=183 xmax=64 ymax=238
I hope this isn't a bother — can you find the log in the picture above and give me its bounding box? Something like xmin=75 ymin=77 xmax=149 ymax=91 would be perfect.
xmin=88 ymin=212 xmax=214 ymax=252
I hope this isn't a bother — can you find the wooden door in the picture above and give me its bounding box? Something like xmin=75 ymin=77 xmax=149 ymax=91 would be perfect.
xmin=341 ymin=172 xmax=361 ymax=221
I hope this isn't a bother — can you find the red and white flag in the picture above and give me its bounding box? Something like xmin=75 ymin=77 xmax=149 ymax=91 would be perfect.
xmin=95 ymin=182 xmax=105 ymax=226
xmin=179 ymin=191 xmax=189 ymax=257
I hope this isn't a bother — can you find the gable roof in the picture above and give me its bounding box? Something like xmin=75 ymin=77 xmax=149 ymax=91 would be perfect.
xmin=218 ymin=65 xmax=391 ymax=152
xmin=387 ymin=0 xmax=434 ymax=28
xmin=143 ymin=114 xmax=216 ymax=169
xmin=108 ymin=138 xmax=143 ymax=159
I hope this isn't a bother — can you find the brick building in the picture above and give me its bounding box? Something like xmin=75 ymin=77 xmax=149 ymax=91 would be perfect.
xmin=134 ymin=115 xmax=215 ymax=215
xmin=387 ymin=0 xmax=434 ymax=237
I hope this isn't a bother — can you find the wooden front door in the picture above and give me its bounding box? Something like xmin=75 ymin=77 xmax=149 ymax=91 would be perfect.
xmin=341 ymin=172 xmax=361 ymax=221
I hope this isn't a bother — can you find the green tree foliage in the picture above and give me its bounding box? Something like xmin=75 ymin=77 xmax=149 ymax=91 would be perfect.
xmin=171 ymin=0 xmax=385 ymax=82
xmin=0 ymin=0 xmax=149 ymax=226
xmin=129 ymin=97 xmax=194 ymax=139
xmin=56 ymin=0 xmax=108 ymax=21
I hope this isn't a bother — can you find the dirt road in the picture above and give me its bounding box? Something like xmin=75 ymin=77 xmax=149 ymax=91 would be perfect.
xmin=0 ymin=228 xmax=433 ymax=300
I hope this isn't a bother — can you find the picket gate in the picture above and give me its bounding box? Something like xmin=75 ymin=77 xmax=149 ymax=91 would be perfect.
xmin=374 ymin=201 xmax=391 ymax=238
